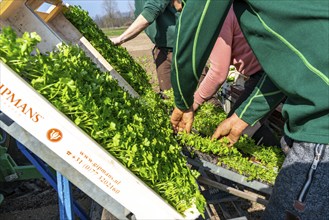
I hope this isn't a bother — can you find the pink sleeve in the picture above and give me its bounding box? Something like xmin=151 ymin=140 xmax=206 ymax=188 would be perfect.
xmin=194 ymin=9 xmax=234 ymax=107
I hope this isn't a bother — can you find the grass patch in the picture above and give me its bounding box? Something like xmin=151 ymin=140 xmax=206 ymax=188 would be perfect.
xmin=102 ymin=27 xmax=127 ymax=37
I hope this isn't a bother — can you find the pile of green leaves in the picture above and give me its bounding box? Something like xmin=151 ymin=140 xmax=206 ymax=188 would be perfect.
xmin=0 ymin=27 xmax=205 ymax=215
xmin=63 ymin=5 xmax=152 ymax=95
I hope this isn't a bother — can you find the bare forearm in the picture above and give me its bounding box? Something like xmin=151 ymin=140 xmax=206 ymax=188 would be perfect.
xmin=114 ymin=15 xmax=149 ymax=45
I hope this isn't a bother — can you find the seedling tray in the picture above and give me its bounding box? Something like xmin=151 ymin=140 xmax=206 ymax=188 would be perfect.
xmin=183 ymin=147 xmax=273 ymax=196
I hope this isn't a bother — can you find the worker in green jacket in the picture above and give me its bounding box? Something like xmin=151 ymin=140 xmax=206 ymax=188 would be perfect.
xmin=111 ymin=0 xmax=181 ymax=92
xmin=170 ymin=0 xmax=329 ymax=219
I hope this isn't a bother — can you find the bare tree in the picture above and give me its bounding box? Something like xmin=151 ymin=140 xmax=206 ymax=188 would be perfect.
xmin=128 ymin=1 xmax=135 ymax=18
xmin=95 ymin=0 xmax=135 ymax=28
xmin=94 ymin=14 xmax=105 ymax=27
xmin=103 ymin=0 xmax=118 ymax=27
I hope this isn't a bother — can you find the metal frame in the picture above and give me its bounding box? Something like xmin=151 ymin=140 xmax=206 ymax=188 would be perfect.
xmin=15 ymin=140 xmax=88 ymax=220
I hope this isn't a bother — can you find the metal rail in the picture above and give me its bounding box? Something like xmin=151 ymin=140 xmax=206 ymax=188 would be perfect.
xmin=198 ymin=176 xmax=269 ymax=206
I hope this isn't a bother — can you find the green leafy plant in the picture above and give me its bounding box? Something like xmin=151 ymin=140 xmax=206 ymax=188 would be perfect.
xmin=193 ymin=102 xmax=227 ymax=136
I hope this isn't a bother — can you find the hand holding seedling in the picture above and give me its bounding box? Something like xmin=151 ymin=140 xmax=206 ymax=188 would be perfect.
xmin=212 ymin=113 xmax=249 ymax=145
xmin=170 ymin=107 xmax=194 ymax=133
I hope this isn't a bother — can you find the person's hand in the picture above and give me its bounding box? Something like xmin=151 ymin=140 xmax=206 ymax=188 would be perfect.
xmin=171 ymin=0 xmax=183 ymax=12
xmin=212 ymin=113 xmax=249 ymax=145
xmin=110 ymin=36 xmax=123 ymax=46
xmin=170 ymin=107 xmax=194 ymax=133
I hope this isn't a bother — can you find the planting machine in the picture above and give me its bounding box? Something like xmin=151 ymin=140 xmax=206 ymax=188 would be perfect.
xmin=0 ymin=1 xmax=285 ymax=219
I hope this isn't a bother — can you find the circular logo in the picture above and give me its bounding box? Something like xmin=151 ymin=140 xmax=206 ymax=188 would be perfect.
xmin=47 ymin=128 xmax=63 ymax=142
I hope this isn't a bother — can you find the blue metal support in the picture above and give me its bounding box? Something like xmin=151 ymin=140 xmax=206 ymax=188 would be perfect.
xmin=16 ymin=141 xmax=89 ymax=220
xmin=57 ymin=171 xmax=74 ymax=220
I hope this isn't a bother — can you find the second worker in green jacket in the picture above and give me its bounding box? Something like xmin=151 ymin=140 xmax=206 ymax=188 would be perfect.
xmin=111 ymin=0 xmax=181 ymax=92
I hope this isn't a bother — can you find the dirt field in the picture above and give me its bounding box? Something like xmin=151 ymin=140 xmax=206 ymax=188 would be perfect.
xmin=0 ymin=33 xmax=266 ymax=220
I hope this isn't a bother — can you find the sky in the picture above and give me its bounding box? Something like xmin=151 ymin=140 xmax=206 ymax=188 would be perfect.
xmin=62 ymin=0 xmax=134 ymax=17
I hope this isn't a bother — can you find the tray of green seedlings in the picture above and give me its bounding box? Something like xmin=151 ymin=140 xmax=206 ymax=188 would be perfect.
xmin=63 ymin=5 xmax=152 ymax=96
xmin=62 ymin=5 xmax=175 ymax=122
xmin=0 ymin=27 xmax=206 ymax=216
xmin=163 ymin=90 xmax=285 ymax=186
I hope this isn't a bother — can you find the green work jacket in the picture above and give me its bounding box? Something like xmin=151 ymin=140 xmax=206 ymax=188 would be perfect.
xmin=171 ymin=0 xmax=329 ymax=144
xmin=134 ymin=0 xmax=179 ymax=48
